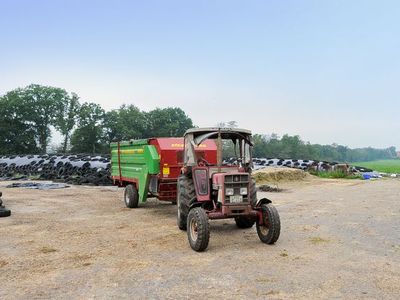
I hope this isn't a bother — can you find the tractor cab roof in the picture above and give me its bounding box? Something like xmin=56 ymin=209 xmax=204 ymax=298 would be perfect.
xmin=184 ymin=127 xmax=253 ymax=146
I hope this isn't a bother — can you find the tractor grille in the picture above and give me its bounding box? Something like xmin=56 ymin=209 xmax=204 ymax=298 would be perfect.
xmin=224 ymin=174 xmax=249 ymax=204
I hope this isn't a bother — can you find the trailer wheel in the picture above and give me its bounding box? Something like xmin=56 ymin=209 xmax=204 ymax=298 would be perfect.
xmin=235 ymin=216 xmax=255 ymax=228
xmin=124 ymin=184 xmax=139 ymax=208
xmin=187 ymin=207 xmax=210 ymax=252
xmin=256 ymin=204 xmax=280 ymax=244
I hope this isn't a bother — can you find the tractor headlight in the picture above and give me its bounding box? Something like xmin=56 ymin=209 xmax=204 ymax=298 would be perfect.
xmin=225 ymin=188 xmax=234 ymax=196
xmin=240 ymin=187 xmax=248 ymax=195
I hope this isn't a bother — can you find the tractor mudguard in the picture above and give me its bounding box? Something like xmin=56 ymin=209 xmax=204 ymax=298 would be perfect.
xmin=255 ymin=197 xmax=272 ymax=207
xmin=189 ymin=201 xmax=203 ymax=211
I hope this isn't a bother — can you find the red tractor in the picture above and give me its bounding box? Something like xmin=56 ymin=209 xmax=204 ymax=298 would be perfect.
xmin=177 ymin=127 xmax=281 ymax=251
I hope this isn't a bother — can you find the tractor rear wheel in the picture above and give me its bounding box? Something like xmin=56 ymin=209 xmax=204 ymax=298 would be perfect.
xmin=256 ymin=203 xmax=280 ymax=244
xmin=250 ymin=179 xmax=257 ymax=206
xmin=187 ymin=207 xmax=210 ymax=252
xmin=177 ymin=188 xmax=186 ymax=230
xmin=124 ymin=184 xmax=139 ymax=208
xmin=177 ymin=175 xmax=195 ymax=231
xmin=235 ymin=216 xmax=255 ymax=228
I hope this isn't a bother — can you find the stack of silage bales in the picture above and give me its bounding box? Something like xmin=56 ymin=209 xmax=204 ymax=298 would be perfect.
xmin=0 ymin=154 xmax=111 ymax=185
xmin=0 ymin=191 xmax=11 ymax=217
xmin=224 ymin=157 xmax=373 ymax=173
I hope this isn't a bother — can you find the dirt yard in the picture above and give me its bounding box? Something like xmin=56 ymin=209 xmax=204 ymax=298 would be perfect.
xmin=1 ymin=177 xmax=399 ymax=299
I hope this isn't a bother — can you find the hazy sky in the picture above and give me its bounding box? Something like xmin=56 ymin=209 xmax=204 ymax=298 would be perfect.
xmin=1 ymin=0 xmax=399 ymax=149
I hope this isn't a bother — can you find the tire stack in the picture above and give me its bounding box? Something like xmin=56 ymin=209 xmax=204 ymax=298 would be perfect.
xmin=0 ymin=191 xmax=11 ymax=218
xmin=0 ymin=154 xmax=112 ymax=186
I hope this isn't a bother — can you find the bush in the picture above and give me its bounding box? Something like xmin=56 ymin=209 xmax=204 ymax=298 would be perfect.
xmin=309 ymin=170 xmax=361 ymax=179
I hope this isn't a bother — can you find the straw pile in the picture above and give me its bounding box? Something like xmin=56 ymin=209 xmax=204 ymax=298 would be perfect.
xmin=252 ymin=166 xmax=308 ymax=184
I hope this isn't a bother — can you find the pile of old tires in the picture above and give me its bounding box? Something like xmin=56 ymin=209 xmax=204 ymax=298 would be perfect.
xmin=0 ymin=154 xmax=111 ymax=185
xmin=0 ymin=191 xmax=11 ymax=217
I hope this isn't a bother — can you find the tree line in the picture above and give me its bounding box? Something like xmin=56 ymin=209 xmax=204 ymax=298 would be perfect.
xmin=218 ymin=121 xmax=397 ymax=162
xmin=0 ymin=84 xmax=193 ymax=154
xmin=0 ymin=84 xmax=397 ymax=162
xmin=252 ymin=134 xmax=397 ymax=163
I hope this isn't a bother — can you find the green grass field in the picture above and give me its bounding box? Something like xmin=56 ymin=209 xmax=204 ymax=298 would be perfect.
xmin=354 ymin=159 xmax=400 ymax=173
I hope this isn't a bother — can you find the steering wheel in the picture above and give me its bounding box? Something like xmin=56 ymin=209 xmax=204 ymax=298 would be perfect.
xmin=197 ymin=158 xmax=210 ymax=166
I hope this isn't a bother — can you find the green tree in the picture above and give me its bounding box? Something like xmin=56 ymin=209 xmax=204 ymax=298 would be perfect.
xmin=0 ymin=93 xmax=38 ymax=154
xmin=144 ymin=107 xmax=194 ymax=137
xmin=19 ymin=84 xmax=69 ymax=153
xmin=251 ymin=133 xmax=397 ymax=163
xmin=104 ymin=104 xmax=146 ymax=142
xmin=252 ymin=134 xmax=269 ymax=157
xmin=70 ymin=103 xmax=105 ymax=153
xmin=54 ymin=93 xmax=81 ymax=153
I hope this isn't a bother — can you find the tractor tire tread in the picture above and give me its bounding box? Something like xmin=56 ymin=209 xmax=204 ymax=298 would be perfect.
xmin=250 ymin=179 xmax=257 ymax=206
xmin=177 ymin=175 xmax=196 ymax=230
xmin=187 ymin=207 xmax=210 ymax=252
xmin=256 ymin=203 xmax=280 ymax=244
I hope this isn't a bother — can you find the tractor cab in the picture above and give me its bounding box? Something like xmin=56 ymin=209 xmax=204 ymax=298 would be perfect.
xmin=177 ymin=127 xmax=281 ymax=252
xmin=182 ymin=127 xmax=253 ymax=174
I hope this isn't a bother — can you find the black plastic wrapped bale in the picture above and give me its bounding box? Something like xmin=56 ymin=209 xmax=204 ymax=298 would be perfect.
xmin=0 ymin=191 xmax=11 ymax=217
xmin=0 ymin=154 xmax=112 ymax=186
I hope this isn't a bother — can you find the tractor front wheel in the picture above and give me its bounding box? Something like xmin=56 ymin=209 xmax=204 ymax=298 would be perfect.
xmin=256 ymin=204 xmax=280 ymax=244
xmin=124 ymin=184 xmax=139 ymax=208
xmin=187 ymin=207 xmax=210 ymax=252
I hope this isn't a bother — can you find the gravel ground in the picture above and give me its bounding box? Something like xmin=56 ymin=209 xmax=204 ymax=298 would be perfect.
xmin=0 ymin=178 xmax=399 ymax=299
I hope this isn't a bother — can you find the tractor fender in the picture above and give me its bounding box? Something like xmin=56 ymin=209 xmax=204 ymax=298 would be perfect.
xmin=255 ymin=197 xmax=272 ymax=207
xmin=189 ymin=202 xmax=203 ymax=211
